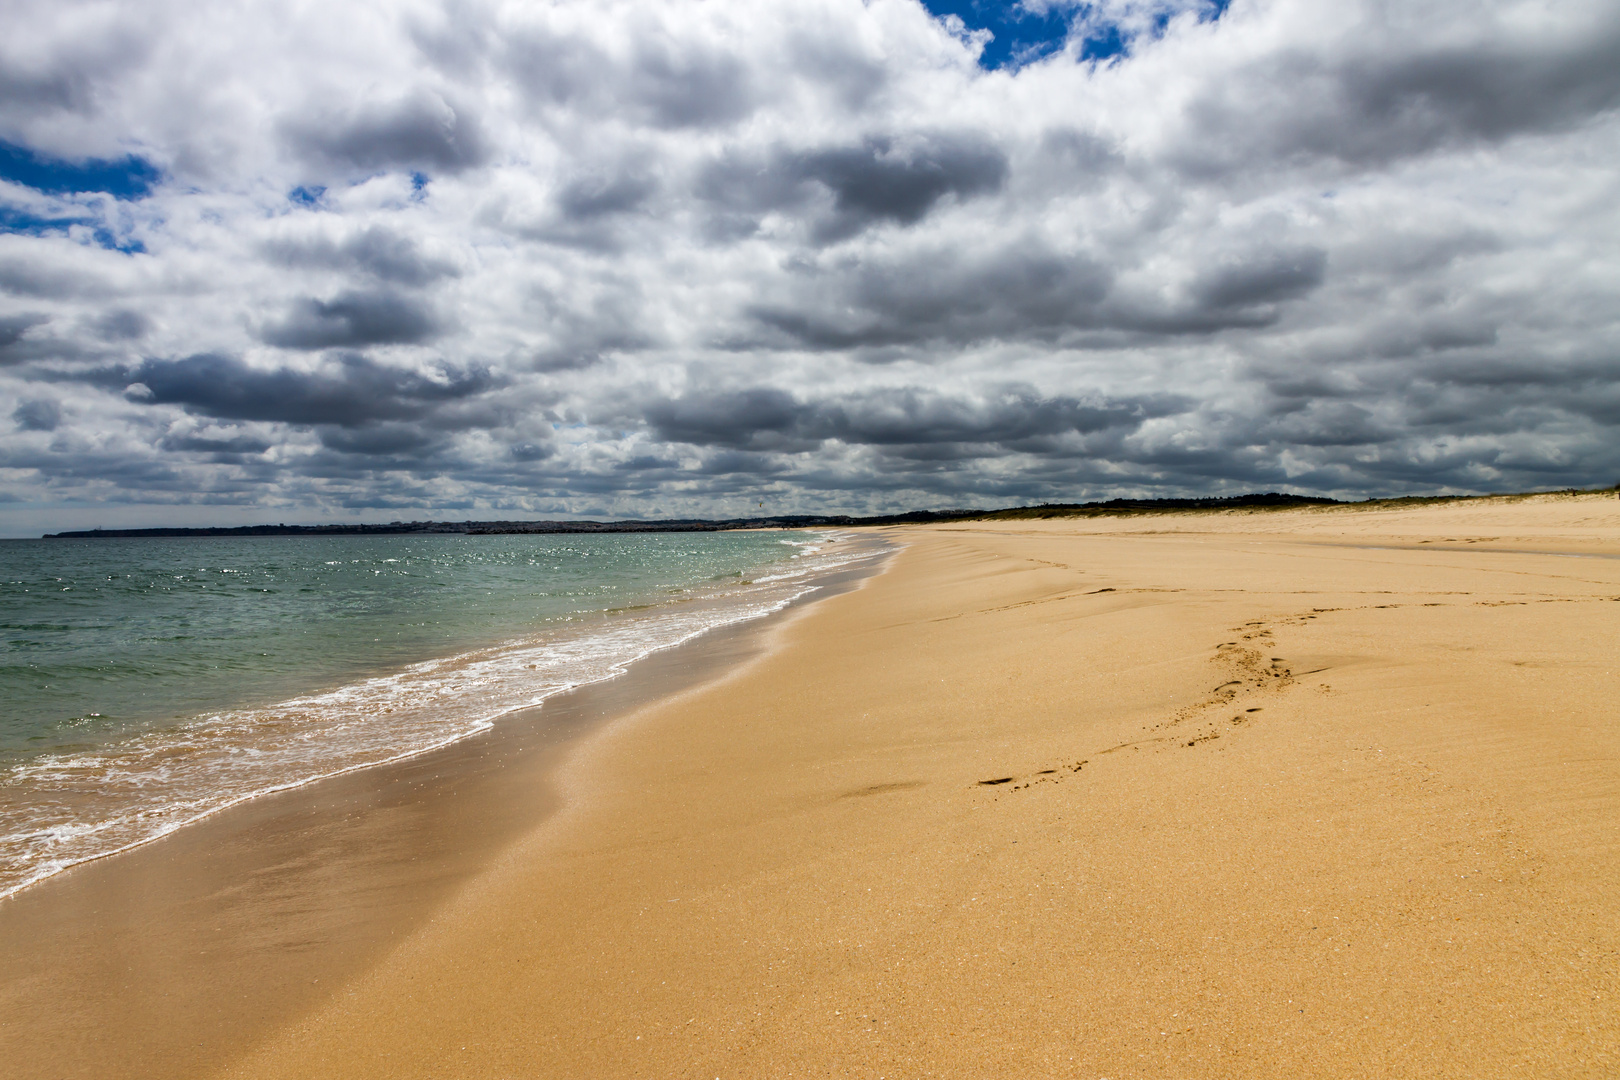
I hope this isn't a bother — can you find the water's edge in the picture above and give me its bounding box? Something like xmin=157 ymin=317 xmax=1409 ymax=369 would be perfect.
xmin=0 ymin=531 xmax=882 ymax=901
xmin=0 ymin=531 xmax=896 ymax=1080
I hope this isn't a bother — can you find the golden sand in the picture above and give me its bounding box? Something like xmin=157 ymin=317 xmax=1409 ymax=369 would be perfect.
xmin=205 ymin=493 xmax=1619 ymax=1078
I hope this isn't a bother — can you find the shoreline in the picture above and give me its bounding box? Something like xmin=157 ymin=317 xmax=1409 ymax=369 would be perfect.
xmin=221 ymin=492 xmax=1618 ymax=1079
xmin=0 ymin=533 xmax=895 ymax=1080
xmin=6 ymin=493 xmax=1619 ymax=1078
xmin=0 ymin=529 xmax=877 ymax=902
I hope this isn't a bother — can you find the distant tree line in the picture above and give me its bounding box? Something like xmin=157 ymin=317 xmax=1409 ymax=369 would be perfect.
xmin=43 ymin=488 xmax=1618 ymax=538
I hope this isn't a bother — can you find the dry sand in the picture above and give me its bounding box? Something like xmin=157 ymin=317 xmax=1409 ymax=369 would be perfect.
xmin=12 ymin=494 xmax=1619 ymax=1079
xmin=202 ymin=492 xmax=1620 ymax=1078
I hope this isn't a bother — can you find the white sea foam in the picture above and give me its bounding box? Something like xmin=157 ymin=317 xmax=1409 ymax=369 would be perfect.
xmin=0 ymin=531 xmax=885 ymax=901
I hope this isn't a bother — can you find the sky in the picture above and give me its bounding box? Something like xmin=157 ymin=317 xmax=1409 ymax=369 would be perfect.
xmin=1 ymin=0 xmax=1618 ymax=532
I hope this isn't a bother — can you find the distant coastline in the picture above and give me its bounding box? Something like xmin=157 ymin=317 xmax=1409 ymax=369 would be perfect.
xmin=40 ymin=492 xmax=1348 ymax=538
xmin=41 ymin=487 xmax=1620 ymax=539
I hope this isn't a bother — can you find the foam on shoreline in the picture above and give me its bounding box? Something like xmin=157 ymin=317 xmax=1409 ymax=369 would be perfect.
xmin=0 ymin=531 xmax=887 ymax=900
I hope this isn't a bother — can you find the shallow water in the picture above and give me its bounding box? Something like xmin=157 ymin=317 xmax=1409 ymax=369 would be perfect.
xmin=0 ymin=530 xmax=879 ymax=899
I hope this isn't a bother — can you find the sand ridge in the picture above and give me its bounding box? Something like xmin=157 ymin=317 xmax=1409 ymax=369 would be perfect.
xmin=214 ymin=494 xmax=1619 ymax=1078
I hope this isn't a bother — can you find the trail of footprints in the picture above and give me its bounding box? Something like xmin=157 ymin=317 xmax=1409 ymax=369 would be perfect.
xmin=976 ymin=617 xmax=1297 ymax=792
xmin=977 ymin=590 xmax=1620 ymax=792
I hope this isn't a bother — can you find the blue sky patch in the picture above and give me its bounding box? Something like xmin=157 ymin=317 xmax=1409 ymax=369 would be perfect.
xmin=90 ymin=227 xmax=146 ymax=254
xmin=923 ymin=1 xmax=1230 ymax=69
xmin=289 ymin=185 xmax=328 ymax=208
xmin=1078 ymin=19 xmax=1129 ymax=62
xmin=0 ymin=205 xmax=146 ymax=253
xmin=0 ymin=140 xmax=160 ymax=200
xmin=0 ymin=205 xmax=84 ymax=236
xmin=923 ymin=1 xmax=1075 ymax=69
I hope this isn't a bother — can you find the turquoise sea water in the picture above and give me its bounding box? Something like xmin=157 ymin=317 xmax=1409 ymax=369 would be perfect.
xmin=0 ymin=530 xmax=878 ymax=899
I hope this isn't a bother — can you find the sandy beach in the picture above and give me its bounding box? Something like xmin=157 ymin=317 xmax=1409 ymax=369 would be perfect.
xmin=8 ymin=494 xmax=1620 ymax=1078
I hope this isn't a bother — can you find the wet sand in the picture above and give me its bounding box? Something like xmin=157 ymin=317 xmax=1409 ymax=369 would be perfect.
xmin=0 ymin=540 xmax=890 ymax=1080
xmin=11 ymin=495 xmax=1620 ymax=1077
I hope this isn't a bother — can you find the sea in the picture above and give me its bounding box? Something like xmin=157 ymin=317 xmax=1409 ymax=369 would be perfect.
xmin=0 ymin=529 xmax=883 ymax=900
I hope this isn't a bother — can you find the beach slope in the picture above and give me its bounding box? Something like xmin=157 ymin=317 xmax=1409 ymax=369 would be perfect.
xmin=222 ymin=494 xmax=1620 ymax=1078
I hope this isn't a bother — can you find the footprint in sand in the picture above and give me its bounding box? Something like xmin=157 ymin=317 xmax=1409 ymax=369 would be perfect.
xmin=842 ymin=781 xmax=926 ymax=799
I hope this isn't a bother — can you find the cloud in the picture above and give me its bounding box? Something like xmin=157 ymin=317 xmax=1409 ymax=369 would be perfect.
xmin=121 ymin=353 xmax=495 ymax=427
xmin=1194 ymin=247 xmax=1326 ymax=309
xmin=0 ymin=313 xmax=50 ymax=358
xmin=497 ymin=17 xmax=758 ymax=129
xmin=0 ymin=13 xmax=149 ymax=123
xmin=262 ymin=225 xmax=460 ymax=287
xmin=743 ymin=237 xmax=1323 ymax=348
xmin=746 ymin=244 xmax=1115 ymax=348
xmin=557 ymin=172 xmax=659 ymax=220
xmin=259 ymin=291 xmax=444 ymax=350
xmin=790 ymin=134 xmax=1008 ymax=238
xmin=645 ymin=385 xmax=1187 ymax=456
xmin=1167 ymin=5 xmax=1620 ymax=173
xmin=0 ymin=311 xmax=107 ymax=365
xmin=317 ymin=421 xmax=448 ymax=457
xmin=157 ymin=429 xmax=273 ymax=455
xmin=700 ymin=133 xmax=1008 ymax=242
xmin=1 ymin=0 xmax=1619 ymax=529
xmin=11 ymin=398 xmax=61 ymax=431
xmin=87 ymin=308 xmax=149 ymax=341
xmin=282 ymin=90 xmax=489 ymax=177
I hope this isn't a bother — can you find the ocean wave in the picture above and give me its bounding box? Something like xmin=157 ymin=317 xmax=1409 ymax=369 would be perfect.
xmin=0 ymin=531 xmax=885 ymax=900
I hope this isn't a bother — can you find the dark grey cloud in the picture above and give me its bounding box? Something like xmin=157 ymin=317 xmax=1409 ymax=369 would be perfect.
xmin=121 ymin=353 xmax=495 ymax=427
xmin=744 ymin=245 xmax=1115 ymax=350
xmin=502 ymin=27 xmax=756 ymax=129
xmin=517 ymin=170 xmax=662 ymax=251
xmin=1256 ymin=400 xmax=1390 ymax=448
xmin=1424 ymin=323 xmax=1497 ymax=352
xmin=262 ymin=227 xmax=459 ymax=286
xmin=1194 ymin=248 xmax=1327 ymax=309
xmin=510 ymin=441 xmax=553 ymax=462
xmin=158 ymin=430 xmax=274 ymax=456
xmin=0 ymin=64 xmax=97 ymax=115
xmin=259 ymin=290 xmax=443 ymax=350
xmin=646 ymin=385 xmax=1188 ymax=456
xmin=1332 ymin=20 xmax=1620 ymax=150
xmin=86 ymin=309 xmax=149 ymax=341
xmin=557 ymin=172 xmax=657 ymax=221
xmin=1227 ymin=356 xmax=1620 ymax=488
xmin=792 ymin=135 xmax=1008 ymax=239
xmin=11 ymin=398 xmax=60 ymax=431
xmin=1175 ymin=13 xmax=1620 ymax=174
xmin=317 ymin=422 xmax=447 ymax=457
xmin=0 ymin=313 xmax=106 ymax=366
xmin=0 ymin=257 xmax=92 ymax=300
xmin=699 ymin=133 xmax=1008 ymax=242
xmin=0 ymin=313 xmax=50 ymax=361
xmin=0 ymin=441 xmax=191 ymax=491
xmin=744 ymin=237 xmax=1337 ymax=349
xmin=282 ymin=91 xmax=488 ymax=175
xmin=0 ymin=23 xmax=147 ymax=119
xmin=647 ymin=388 xmax=804 ymax=450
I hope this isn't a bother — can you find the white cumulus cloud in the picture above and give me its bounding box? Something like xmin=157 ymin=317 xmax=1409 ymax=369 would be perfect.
xmin=1 ymin=0 xmax=1617 ymax=531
